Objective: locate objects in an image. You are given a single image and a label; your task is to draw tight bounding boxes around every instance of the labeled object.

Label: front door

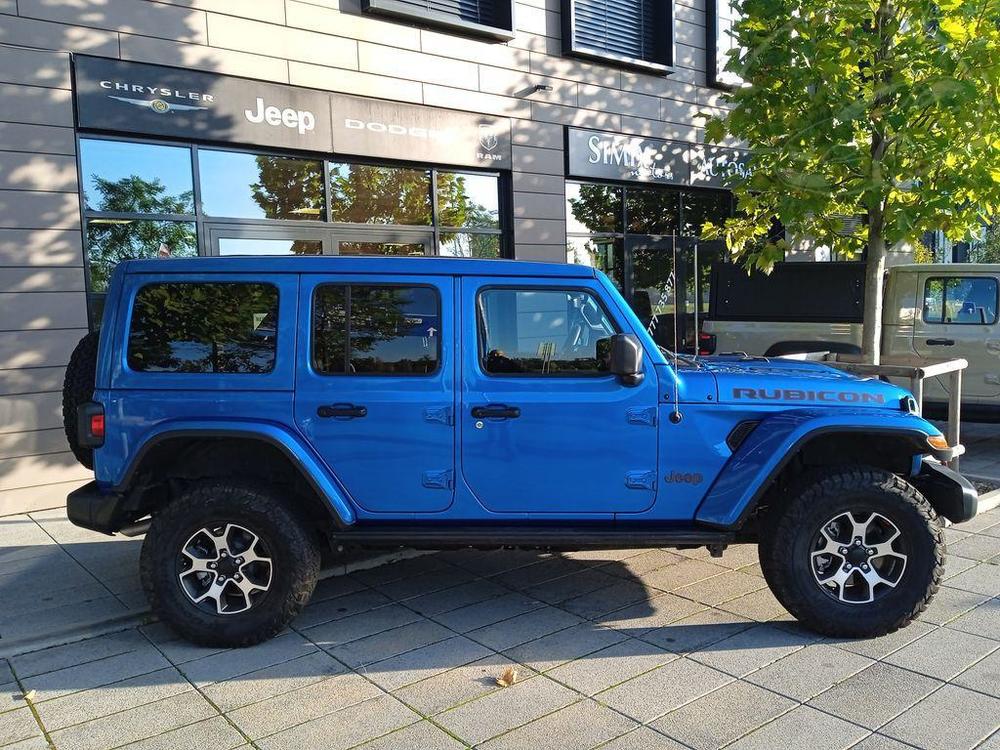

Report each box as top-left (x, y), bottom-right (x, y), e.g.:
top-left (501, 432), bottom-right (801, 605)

top-left (460, 278), bottom-right (660, 515)
top-left (295, 274), bottom-right (456, 514)
top-left (913, 272), bottom-right (1000, 400)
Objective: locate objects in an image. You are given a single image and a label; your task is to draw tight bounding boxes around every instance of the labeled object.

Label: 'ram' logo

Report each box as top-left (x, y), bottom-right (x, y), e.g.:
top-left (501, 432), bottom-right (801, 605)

top-left (732, 388), bottom-right (885, 404)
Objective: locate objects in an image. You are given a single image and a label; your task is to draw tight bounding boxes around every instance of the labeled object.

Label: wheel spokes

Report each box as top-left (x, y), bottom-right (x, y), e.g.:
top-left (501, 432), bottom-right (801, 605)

top-left (178, 523), bottom-right (273, 616)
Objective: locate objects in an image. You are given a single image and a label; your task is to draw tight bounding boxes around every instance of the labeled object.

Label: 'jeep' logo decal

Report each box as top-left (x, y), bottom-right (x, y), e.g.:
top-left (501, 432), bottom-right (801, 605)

top-left (732, 388), bottom-right (885, 404)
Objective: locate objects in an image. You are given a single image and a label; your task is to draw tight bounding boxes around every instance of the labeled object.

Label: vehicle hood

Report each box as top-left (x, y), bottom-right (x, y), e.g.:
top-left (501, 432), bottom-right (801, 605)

top-left (700, 356), bottom-right (913, 410)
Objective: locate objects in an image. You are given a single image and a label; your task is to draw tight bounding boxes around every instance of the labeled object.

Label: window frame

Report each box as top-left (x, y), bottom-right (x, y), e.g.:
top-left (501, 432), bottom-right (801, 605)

top-left (475, 284), bottom-right (622, 379)
top-left (310, 282), bottom-right (443, 377)
top-left (561, 0), bottom-right (674, 74)
top-left (125, 280), bottom-right (281, 375)
top-left (361, 0), bottom-right (516, 41)
top-left (921, 276), bottom-right (1000, 326)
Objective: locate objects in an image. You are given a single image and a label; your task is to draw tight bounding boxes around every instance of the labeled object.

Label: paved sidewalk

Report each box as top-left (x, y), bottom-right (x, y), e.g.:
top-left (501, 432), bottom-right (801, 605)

top-left (0, 507), bottom-right (998, 750)
top-left (958, 422), bottom-right (1000, 482)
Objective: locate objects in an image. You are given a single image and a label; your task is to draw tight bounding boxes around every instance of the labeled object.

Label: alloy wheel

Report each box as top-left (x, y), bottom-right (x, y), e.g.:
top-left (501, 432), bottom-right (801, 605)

top-left (810, 511), bottom-right (908, 604)
top-left (177, 523), bottom-right (273, 615)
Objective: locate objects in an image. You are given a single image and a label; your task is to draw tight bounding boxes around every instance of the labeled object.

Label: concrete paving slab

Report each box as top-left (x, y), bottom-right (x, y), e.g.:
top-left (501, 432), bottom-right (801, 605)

top-left (943, 598), bottom-right (1000, 641)
top-left (595, 657), bottom-right (733, 724)
top-left (884, 626), bottom-right (998, 681)
top-left (255, 693), bottom-right (419, 750)
top-left (301, 602), bottom-right (422, 651)
top-left (200, 650), bottom-right (346, 713)
top-left (20, 642), bottom-right (170, 703)
top-left (724, 705), bottom-right (870, 750)
top-left (951, 649), bottom-right (1000, 698)
top-left (478, 698), bottom-right (637, 750)
top-left (559, 579), bottom-right (652, 620)
top-left (47, 690), bottom-right (217, 750)
top-left (0, 708), bottom-right (41, 747)
top-left (595, 592), bottom-right (706, 636)
top-left (502, 621), bottom-right (627, 673)
top-left (430, 591), bottom-right (543, 634)
top-left (545, 637), bottom-right (677, 696)
top-left (118, 715), bottom-right (246, 750)
top-left (946, 563), bottom-right (1000, 597)
top-left (401, 578), bottom-right (510, 617)
top-left (687, 623), bottom-right (815, 678)
top-left (393, 652), bottom-right (530, 716)
top-left (434, 674), bottom-right (577, 746)
top-left (848, 734), bottom-right (921, 750)
top-left (326, 618), bottom-right (453, 670)
top-left (180, 630), bottom-right (317, 687)
top-left (673, 569), bottom-right (768, 606)
top-left (596, 727), bottom-right (689, 750)
top-left (640, 607), bottom-right (756, 654)
top-left (466, 605), bottom-right (582, 653)
top-left (360, 634), bottom-right (492, 692)
top-left (917, 585), bottom-right (992, 625)
top-left (880, 684), bottom-right (1000, 750)
top-left (744, 643), bottom-right (875, 701)
top-left (225, 670), bottom-right (382, 739)
top-left (807, 661), bottom-right (943, 730)
top-left (0, 681), bottom-right (23, 715)
top-left (352, 720), bottom-right (466, 750)
top-left (651, 679), bottom-right (796, 750)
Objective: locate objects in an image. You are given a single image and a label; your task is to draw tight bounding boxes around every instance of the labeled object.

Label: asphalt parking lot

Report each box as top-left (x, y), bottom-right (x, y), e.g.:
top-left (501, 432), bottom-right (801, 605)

top-left (0, 503), bottom-right (998, 750)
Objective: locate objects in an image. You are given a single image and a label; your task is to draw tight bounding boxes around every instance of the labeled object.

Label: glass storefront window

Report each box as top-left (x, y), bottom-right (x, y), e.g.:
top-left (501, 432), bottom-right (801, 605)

top-left (627, 187), bottom-right (679, 235)
top-left (199, 150), bottom-right (324, 220)
top-left (439, 232), bottom-right (501, 259)
top-left (566, 183), bottom-right (623, 234)
top-left (218, 238), bottom-right (323, 256)
top-left (86, 220), bottom-right (197, 292)
top-left (80, 139), bottom-right (194, 214)
top-left (339, 241), bottom-right (427, 256)
top-left (682, 190), bottom-right (732, 236)
top-left (437, 172), bottom-right (500, 229)
top-left (329, 163), bottom-right (432, 225)
top-left (566, 236), bottom-right (625, 291)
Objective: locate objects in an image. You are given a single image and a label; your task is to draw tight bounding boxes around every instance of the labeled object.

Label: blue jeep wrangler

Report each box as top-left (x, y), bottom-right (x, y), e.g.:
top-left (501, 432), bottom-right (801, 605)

top-left (62, 256), bottom-right (976, 647)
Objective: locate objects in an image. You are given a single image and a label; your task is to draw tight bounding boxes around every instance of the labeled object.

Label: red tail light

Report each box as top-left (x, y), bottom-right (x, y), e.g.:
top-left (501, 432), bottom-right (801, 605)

top-left (90, 413), bottom-right (105, 439)
top-left (77, 402), bottom-right (105, 448)
top-left (698, 332), bottom-right (717, 356)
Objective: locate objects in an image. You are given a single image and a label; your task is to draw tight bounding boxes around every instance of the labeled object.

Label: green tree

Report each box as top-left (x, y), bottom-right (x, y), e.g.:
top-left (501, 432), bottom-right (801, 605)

top-left (967, 223), bottom-right (1000, 262)
top-left (704, 0), bottom-right (1000, 363)
top-left (86, 176), bottom-right (196, 291)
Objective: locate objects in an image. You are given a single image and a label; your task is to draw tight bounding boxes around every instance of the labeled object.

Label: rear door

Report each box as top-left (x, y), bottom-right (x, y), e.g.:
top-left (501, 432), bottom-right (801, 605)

top-left (294, 274), bottom-right (456, 513)
top-left (913, 272), bottom-right (1000, 400)
top-left (459, 277), bottom-right (660, 515)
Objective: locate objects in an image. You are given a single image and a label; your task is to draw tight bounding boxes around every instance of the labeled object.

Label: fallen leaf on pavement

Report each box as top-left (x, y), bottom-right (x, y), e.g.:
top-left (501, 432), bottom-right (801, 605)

top-left (495, 667), bottom-right (517, 687)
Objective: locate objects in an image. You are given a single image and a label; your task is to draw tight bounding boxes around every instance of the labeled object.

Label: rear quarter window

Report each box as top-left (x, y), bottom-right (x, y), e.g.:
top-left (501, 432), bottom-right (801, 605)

top-left (127, 282), bottom-right (279, 373)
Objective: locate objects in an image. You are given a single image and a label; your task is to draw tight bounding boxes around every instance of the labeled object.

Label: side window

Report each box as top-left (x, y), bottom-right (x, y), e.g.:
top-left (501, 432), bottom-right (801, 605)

top-left (923, 277), bottom-right (998, 325)
top-left (313, 285), bottom-right (440, 375)
top-left (478, 288), bottom-right (619, 375)
top-left (127, 282), bottom-right (278, 373)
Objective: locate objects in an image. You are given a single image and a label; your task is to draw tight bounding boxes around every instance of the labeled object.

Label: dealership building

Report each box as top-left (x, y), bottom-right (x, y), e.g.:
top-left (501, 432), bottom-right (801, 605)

top-left (0, 0), bottom-right (751, 515)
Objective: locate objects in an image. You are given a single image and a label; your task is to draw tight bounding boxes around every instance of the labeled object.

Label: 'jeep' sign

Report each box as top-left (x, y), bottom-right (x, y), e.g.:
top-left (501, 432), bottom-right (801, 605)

top-left (73, 56), bottom-right (512, 169)
top-left (74, 56), bottom-right (332, 152)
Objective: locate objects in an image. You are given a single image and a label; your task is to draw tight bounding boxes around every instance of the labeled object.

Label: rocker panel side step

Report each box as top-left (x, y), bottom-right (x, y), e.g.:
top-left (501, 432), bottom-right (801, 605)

top-left (330, 524), bottom-right (736, 550)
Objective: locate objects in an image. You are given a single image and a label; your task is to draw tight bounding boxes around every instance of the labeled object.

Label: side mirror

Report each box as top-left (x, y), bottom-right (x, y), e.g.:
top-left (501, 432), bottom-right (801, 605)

top-left (609, 333), bottom-right (645, 386)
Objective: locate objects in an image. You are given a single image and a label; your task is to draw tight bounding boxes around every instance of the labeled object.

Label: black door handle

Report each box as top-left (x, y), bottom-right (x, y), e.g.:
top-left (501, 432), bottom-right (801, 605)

top-left (926, 338), bottom-right (955, 346)
top-left (471, 405), bottom-right (521, 419)
top-left (317, 403), bottom-right (367, 418)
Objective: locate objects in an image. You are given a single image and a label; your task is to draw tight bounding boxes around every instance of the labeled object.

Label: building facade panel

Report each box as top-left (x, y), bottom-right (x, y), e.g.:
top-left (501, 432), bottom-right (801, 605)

top-left (0, 0), bottom-right (753, 515)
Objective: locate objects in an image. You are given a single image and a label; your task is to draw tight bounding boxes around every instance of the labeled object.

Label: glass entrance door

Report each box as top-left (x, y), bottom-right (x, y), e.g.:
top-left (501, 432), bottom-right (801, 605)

top-left (206, 224), bottom-right (330, 257)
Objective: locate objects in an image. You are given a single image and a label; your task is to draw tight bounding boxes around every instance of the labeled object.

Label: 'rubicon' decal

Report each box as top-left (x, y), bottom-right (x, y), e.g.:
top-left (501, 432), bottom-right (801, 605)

top-left (733, 388), bottom-right (885, 404)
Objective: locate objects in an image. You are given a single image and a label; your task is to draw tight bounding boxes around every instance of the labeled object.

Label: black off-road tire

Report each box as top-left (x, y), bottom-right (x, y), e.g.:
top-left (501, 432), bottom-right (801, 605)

top-left (62, 330), bottom-right (99, 469)
top-left (759, 466), bottom-right (944, 638)
top-left (140, 480), bottom-right (321, 647)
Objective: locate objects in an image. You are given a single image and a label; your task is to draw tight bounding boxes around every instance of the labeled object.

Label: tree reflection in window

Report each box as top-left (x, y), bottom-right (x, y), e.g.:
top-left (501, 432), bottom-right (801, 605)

top-left (85, 174), bottom-right (197, 292)
top-left (250, 155), bottom-right (324, 220)
top-left (127, 283), bottom-right (278, 374)
top-left (329, 163), bottom-right (433, 225)
top-left (312, 285), bottom-right (440, 375)
top-left (566, 183), bottom-right (623, 234)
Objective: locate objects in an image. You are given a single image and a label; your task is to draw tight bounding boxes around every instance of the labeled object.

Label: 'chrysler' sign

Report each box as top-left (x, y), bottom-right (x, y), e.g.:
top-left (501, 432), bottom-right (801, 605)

top-left (567, 127), bottom-right (750, 188)
top-left (73, 56), bottom-right (512, 170)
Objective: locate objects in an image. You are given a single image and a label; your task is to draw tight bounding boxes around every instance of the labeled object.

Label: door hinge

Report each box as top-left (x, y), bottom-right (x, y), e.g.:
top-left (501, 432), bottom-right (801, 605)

top-left (625, 470), bottom-right (656, 490)
top-left (626, 407), bottom-right (657, 426)
top-left (424, 406), bottom-right (454, 425)
top-left (422, 469), bottom-right (454, 490)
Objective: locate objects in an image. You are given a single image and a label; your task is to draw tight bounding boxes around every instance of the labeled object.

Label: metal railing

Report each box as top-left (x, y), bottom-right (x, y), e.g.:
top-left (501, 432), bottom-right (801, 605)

top-left (784, 353), bottom-right (968, 471)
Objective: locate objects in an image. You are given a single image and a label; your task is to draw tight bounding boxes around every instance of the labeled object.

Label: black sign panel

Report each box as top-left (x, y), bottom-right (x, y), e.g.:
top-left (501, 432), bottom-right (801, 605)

top-left (331, 94), bottom-right (511, 169)
top-left (73, 56), bottom-right (512, 170)
top-left (567, 128), bottom-right (750, 189)
top-left (74, 56), bottom-right (332, 152)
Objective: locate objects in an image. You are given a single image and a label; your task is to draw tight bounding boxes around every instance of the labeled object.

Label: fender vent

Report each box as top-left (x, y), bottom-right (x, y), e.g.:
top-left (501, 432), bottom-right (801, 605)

top-left (726, 420), bottom-right (760, 452)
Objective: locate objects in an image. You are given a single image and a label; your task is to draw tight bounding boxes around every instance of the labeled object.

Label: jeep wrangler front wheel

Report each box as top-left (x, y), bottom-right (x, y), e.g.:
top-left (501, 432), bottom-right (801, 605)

top-left (760, 467), bottom-right (944, 638)
top-left (140, 480), bottom-right (320, 647)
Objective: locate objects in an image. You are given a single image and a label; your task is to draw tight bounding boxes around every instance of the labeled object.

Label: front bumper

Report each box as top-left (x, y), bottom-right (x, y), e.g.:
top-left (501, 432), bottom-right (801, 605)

top-left (67, 481), bottom-right (126, 535)
top-left (911, 461), bottom-right (978, 524)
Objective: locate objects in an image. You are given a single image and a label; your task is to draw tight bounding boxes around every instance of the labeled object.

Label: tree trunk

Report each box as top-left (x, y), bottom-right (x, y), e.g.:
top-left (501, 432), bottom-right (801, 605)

top-left (862, 229), bottom-right (887, 365)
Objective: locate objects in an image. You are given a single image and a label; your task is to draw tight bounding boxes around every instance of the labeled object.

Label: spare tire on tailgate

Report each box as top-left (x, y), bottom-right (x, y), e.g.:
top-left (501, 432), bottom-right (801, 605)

top-left (62, 331), bottom-right (99, 469)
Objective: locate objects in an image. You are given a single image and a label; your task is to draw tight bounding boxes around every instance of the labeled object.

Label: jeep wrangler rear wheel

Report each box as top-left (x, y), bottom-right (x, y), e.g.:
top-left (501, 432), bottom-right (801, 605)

top-left (141, 480), bottom-right (320, 647)
top-left (760, 467), bottom-right (944, 638)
